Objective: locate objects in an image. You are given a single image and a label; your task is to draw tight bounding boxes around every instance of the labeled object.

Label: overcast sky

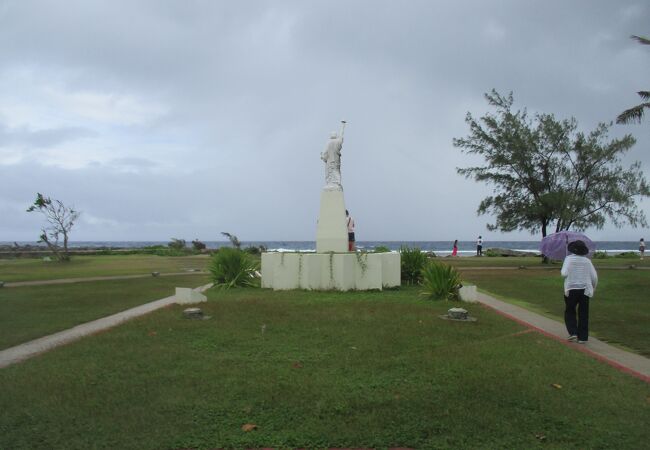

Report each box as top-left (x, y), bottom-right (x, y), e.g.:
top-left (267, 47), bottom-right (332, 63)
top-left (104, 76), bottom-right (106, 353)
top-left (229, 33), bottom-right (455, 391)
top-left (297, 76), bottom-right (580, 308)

top-left (1, 0), bottom-right (649, 243)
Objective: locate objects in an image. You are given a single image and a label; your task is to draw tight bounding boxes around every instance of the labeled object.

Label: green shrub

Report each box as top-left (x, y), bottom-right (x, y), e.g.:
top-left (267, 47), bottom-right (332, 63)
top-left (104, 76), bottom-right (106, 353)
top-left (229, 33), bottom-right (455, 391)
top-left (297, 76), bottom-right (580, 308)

top-left (593, 251), bottom-right (608, 259)
top-left (373, 245), bottom-right (391, 253)
top-left (168, 238), bottom-right (186, 250)
top-left (420, 261), bottom-right (462, 301)
top-left (191, 239), bottom-right (206, 251)
top-left (615, 251), bottom-right (638, 259)
top-left (244, 246), bottom-right (261, 255)
top-left (400, 246), bottom-right (427, 285)
top-left (209, 247), bottom-right (259, 288)
top-left (484, 248), bottom-right (500, 257)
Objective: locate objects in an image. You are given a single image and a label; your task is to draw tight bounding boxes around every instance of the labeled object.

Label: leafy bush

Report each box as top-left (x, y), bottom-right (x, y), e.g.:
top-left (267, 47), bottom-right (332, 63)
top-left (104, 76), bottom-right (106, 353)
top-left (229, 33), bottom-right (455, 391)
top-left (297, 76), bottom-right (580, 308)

top-left (244, 246), bottom-right (262, 255)
top-left (400, 246), bottom-right (427, 285)
top-left (593, 251), bottom-right (608, 259)
top-left (209, 247), bottom-right (259, 288)
top-left (615, 251), bottom-right (639, 259)
top-left (373, 245), bottom-right (391, 253)
top-left (420, 261), bottom-right (462, 301)
top-left (484, 248), bottom-right (500, 257)
top-left (168, 238), bottom-right (187, 250)
top-left (192, 239), bottom-right (206, 251)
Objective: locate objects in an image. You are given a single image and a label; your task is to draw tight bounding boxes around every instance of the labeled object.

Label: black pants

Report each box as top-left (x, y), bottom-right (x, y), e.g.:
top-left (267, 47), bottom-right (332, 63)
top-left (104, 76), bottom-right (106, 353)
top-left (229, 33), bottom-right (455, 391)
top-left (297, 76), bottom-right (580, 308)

top-left (564, 289), bottom-right (589, 341)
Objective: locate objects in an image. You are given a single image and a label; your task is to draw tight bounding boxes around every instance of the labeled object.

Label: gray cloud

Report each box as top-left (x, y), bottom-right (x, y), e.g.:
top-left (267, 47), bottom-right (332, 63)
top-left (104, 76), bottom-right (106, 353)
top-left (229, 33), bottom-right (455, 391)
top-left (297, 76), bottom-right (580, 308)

top-left (0, 1), bottom-right (648, 242)
top-left (0, 121), bottom-right (97, 149)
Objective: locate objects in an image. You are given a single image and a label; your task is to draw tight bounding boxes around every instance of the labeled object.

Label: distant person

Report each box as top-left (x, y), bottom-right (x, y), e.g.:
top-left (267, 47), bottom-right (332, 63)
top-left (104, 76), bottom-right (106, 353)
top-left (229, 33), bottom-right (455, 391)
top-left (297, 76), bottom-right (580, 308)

top-left (452, 240), bottom-right (458, 257)
top-left (346, 210), bottom-right (355, 252)
top-left (640, 238), bottom-right (645, 260)
top-left (561, 240), bottom-right (598, 344)
top-left (476, 235), bottom-right (483, 256)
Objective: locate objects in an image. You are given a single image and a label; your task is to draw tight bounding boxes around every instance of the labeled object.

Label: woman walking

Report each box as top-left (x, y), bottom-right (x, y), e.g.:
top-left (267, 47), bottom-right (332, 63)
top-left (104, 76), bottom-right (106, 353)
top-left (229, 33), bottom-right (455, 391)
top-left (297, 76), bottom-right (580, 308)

top-left (561, 240), bottom-right (598, 344)
top-left (452, 240), bottom-right (458, 257)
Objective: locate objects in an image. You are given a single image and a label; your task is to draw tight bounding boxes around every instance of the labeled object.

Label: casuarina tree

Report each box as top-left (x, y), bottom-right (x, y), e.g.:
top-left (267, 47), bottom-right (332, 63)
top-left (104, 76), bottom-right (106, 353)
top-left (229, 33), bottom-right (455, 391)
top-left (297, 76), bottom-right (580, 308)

top-left (26, 193), bottom-right (80, 261)
top-left (454, 90), bottom-right (649, 238)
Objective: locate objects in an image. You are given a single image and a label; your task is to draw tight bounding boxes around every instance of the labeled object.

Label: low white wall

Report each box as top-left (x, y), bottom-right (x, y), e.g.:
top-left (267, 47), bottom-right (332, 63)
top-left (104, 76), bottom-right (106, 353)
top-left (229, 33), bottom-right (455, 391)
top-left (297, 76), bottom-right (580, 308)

top-left (261, 251), bottom-right (401, 291)
top-left (459, 285), bottom-right (478, 303)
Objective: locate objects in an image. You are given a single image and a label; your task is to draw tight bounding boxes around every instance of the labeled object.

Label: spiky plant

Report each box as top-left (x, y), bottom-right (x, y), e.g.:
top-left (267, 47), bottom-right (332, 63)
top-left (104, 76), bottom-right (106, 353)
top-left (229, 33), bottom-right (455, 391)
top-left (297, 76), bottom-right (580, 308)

top-left (419, 261), bottom-right (462, 301)
top-left (400, 246), bottom-right (428, 285)
top-left (209, 247), bottom-right (259, 289)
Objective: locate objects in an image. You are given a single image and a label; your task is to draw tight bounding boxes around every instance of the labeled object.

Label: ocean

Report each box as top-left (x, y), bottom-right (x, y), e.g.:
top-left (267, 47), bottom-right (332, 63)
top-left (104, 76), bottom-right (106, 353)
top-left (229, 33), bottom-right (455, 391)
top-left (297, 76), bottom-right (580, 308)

top-left (2, 240), bottom-right (642, 256)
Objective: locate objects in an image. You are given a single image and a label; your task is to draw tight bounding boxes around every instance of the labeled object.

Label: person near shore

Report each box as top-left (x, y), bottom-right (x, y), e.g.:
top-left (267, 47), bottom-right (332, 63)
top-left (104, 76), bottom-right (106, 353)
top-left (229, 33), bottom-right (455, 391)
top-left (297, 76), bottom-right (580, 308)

top-left (476, 236), bottom-right (483, 256)
top-left (452, 240), bottom-right (458, 257)
top-left (640, 238), bottom-right (645, 260)
top-left (561, 240), bottom-right (598, 344)
top-left (346, 210), bottom-right (355, 252)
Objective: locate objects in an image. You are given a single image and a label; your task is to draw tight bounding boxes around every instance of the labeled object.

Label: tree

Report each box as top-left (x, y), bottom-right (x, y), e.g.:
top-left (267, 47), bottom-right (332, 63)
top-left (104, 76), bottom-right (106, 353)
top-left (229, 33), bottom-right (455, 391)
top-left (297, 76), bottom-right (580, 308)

top-left (26, 193), bottom-right (80, 261)
top-left (191, 239), bottom-right (206, 251)
top-left (168, 238), bottom-right (187, 250)
top-left (454, 90), bottom-right (649, 238)
top-left (617, 35), bottom-right (650, 124)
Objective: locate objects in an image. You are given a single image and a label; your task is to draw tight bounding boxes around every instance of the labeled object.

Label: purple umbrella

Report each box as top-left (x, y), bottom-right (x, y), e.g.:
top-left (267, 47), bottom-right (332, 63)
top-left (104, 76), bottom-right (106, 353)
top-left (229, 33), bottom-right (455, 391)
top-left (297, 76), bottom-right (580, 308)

top-left (540, 231), bottom-right (596, 260)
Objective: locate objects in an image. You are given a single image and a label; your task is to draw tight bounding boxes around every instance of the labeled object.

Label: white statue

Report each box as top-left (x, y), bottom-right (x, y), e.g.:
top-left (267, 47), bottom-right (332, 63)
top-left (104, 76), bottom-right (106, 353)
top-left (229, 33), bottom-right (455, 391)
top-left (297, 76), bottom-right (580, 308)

top-left (321, 122), bottom-right (346, 191)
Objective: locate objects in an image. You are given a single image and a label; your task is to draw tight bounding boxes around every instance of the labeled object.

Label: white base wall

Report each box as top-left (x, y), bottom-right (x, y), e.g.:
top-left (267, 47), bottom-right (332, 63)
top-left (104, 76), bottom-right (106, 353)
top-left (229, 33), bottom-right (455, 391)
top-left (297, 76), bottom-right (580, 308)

top-left (316, 190), bottom-right (348, 253)
top-left (261, 252), bottom-right (401, 291)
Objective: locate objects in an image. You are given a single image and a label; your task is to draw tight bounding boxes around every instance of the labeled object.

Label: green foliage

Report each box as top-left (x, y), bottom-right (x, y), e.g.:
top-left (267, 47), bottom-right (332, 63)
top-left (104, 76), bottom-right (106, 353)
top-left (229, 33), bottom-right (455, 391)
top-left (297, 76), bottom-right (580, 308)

top-left (400, 246), bottom-right (427, 285)
top-left (244, 245), bottom-right (266, 255)
top-left (419, 261), bottom-right (462, 301)
top-left (484, 248), bottom-right (500, 257)
top-left (617, 35), bottom-right (650, 124)
top-left (373, 245), bottom-right (391, 253)
top-left (209, 247), bottom-right (259, 289)
top-left (191, 239), bottom-right (206, 251)
top-left (221, 232), bottom-right (241, 249)
top-left (593, 251), bottom-right (608, 259)
top-left (615, 251), bottom-right (639, 259)
top-left (168, 238), bottom-right (187, 251)
top-left (454, 90), bottom-right (649, 238)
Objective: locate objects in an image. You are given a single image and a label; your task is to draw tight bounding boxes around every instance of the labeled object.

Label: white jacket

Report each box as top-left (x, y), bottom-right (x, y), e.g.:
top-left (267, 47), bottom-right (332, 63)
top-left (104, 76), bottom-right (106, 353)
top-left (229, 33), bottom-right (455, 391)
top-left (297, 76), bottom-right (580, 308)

top-left (561, 255), bottom-right (598, 297)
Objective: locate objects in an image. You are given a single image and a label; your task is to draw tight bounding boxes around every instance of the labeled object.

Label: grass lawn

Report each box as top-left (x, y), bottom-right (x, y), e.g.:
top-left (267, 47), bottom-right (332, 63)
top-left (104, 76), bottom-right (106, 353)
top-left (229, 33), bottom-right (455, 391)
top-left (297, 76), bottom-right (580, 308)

top-left (461, 268), bottom-right (650, 357)
top-left (0, 287), bottom-right (648, 449)
top-left (437, 255), bottom-right (650, 268)
top-left (0, 274), bottom-right (210, 349)
top-left (0, 254), bottom-right (210, 282)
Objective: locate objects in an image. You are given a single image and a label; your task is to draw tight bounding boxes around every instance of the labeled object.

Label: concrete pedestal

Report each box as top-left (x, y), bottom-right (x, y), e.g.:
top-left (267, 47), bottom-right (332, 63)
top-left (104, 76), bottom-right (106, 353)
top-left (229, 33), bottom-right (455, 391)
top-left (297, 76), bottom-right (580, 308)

top-left (261, 252), bottom-right (400, 291)
top-left (316, 189), bottom-right (348, 253)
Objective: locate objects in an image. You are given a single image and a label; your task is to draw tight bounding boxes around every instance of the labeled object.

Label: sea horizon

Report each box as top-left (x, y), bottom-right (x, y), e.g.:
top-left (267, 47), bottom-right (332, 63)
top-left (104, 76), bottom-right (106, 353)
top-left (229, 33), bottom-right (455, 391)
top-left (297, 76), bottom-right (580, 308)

top-left (1, 240), bottom-right (643, 256)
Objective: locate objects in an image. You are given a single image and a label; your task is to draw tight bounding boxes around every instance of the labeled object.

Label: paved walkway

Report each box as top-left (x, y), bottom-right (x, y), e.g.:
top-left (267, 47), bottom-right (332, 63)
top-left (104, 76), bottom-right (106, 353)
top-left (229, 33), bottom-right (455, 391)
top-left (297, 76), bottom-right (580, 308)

top-left (0, 283), bottom-right (213, 369)
top-left (456, 266), bottom-right (650, 271)
top-left (3, 271), bottom-right (206, 287)
top-left (475, 291), bottom-right (650, 383)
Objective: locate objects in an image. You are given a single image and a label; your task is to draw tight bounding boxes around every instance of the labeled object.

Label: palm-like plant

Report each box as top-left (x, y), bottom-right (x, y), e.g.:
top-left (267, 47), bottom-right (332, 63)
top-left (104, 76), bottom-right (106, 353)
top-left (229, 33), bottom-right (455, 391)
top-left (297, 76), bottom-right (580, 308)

top-left (617, 35), bottom-right (650, 125)
top-left (209, 247), bottom-right (259, 289)
top-left (400, 246), bottom-right (428, 285)
top-left (419, 261), bottom-right (462, 301)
